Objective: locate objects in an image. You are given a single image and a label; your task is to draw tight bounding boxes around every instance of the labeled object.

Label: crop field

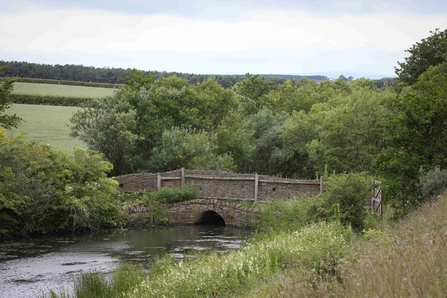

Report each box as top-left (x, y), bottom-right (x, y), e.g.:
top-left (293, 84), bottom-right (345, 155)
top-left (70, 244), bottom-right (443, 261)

top-left (12, 82), bottom-right (115, 98)
top-left (6, 104), bottom-right (87, 152)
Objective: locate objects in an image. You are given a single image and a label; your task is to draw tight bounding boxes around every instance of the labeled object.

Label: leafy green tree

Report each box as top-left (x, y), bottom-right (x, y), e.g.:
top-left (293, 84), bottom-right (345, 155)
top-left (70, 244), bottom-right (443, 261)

top-left (310, 173), bottom-right (372, 231)
top-left (247, 108), bottom-right (289, 175)
top-left (216, 111), bottom-right (254, 172)
top-left (395, 28), bottom-right (447, 85)
top-left (266, 78), bottom-right (318, 114)
top-left (192, 78), bottom-right (238, 129)
top-left (0, 128), bottom-right (120, 236)
top-left (150, 127), bottom-right (235, 172)
top-left (282, 80), bottom-right (394, 178)
top-left (233, 73), bottom-right (272, 115)
top-left (0, 64), bottom-right (22, 129)
top-left (375, 62), bottom-right (447, 216)
top-left (70, 97), bottom-right (137, 176)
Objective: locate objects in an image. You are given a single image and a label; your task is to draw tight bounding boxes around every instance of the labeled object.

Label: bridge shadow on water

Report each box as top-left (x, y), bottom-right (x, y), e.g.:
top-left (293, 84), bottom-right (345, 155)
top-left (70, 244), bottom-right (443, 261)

top-left (194, 210), bottom-right (226, 226)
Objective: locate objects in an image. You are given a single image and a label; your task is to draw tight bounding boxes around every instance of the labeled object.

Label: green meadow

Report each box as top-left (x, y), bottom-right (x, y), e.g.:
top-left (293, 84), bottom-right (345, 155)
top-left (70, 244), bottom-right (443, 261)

top-left (12, 82), bottom-right (115, 98)
top-left (6, 104), bottom-right (86, 152)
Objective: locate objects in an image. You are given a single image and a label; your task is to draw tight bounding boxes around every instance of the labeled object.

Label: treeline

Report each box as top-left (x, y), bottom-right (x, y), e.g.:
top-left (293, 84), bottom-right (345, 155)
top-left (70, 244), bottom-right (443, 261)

top-left (0, 60), bottom-right (328, 88)
top-left (14, 77), bottom-right (121, 88)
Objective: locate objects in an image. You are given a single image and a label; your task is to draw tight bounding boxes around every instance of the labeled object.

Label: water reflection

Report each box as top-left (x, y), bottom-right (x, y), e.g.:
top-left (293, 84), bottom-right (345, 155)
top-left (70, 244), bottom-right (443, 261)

top-left (0, 225), bottom-right (252, 298)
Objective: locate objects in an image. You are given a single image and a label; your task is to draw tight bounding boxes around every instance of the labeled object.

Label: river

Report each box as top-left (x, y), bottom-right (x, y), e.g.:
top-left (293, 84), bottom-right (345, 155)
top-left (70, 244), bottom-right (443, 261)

top-left (0, 225), bottom-right (253, 298)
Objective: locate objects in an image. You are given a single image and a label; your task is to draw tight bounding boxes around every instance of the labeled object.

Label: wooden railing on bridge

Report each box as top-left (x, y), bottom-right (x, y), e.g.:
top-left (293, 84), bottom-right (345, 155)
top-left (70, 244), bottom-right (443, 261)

top-left (115, 168), bottom-right (323, 202)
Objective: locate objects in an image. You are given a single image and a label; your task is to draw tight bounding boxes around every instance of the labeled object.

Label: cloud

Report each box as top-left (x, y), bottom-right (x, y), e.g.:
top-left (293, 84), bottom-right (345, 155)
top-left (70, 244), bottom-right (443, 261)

top-left (2, 8), bottom-right (445, 55)
top-left (1, 1), bottom-right (446, 76)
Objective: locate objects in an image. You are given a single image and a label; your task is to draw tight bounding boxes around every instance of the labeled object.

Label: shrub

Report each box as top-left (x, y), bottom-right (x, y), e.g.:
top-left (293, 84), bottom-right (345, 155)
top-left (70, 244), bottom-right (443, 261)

top-left (418, 166), bottom-right (447, 199)
top-left (10, 94), bottom-right (91, 106)
top-left (258, 196), bottom-right (324, 231)
top-left (150, 185), bottom-right (198, 204)
top-left (320, 173), bottom-right (372, 231)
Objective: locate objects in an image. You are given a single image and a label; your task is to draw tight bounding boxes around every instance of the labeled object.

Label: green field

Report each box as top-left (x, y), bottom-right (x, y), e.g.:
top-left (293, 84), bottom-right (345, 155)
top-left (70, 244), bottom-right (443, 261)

top-left (12, 82), bottom-right (115, 98)
top-left (6, 104), bottom-right (86, 152)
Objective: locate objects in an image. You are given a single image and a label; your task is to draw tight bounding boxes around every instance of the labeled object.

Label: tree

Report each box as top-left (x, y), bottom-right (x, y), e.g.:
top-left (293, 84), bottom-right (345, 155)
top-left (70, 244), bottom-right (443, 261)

top-left (216, 111), bottom-right (254, 172)
top-left (0, 63), bottom-right (22, 129)
top-left (246, 108), bottom-right (289, 175)
top-left (233, 73), bottom-right (272, 115)
top-left (0, 128), bottom-right (120, 235)
top-left (395, 28), bottom-right (447, 85)
top-left (150, 128), bottom-right (235, 172)
top-left (70, 97), bottom-right (137, 176)
top-left (375, 62), bottom-right (447, 216)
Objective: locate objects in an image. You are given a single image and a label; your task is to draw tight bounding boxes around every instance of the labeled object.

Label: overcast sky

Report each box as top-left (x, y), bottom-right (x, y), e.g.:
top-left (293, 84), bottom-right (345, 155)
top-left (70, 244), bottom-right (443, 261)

top-left (1, 0), bottom-right (447, 78)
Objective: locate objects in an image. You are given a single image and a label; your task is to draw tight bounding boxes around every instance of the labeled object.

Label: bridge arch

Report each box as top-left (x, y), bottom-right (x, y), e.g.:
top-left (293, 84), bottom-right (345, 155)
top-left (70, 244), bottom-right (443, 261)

top-left (127, 199), bottom-right (259, 228)
top-left (195, 210), bottom-right (226, 226)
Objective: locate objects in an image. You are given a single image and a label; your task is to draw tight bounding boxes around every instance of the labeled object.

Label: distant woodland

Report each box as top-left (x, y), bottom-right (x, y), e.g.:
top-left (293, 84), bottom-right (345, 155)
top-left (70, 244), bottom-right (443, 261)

top-left (0, 60), bottom-right (330, 88)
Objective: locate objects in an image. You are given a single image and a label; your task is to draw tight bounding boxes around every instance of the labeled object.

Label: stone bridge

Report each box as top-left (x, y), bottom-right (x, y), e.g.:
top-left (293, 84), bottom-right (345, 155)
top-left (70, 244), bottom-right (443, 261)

top-left (127, 199), bottom-right (259, 228)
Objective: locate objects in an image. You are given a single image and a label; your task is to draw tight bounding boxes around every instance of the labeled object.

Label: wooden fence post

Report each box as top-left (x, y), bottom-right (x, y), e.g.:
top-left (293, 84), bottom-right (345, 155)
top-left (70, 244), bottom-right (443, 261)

top-left (254, 173), bottom-right (258, 202)
top-left (157, 173), bottom-right (161, 189)
top-left (181, 167), bottom-right (185, 186)
top-left (320, 176), bottom-right (324, 194)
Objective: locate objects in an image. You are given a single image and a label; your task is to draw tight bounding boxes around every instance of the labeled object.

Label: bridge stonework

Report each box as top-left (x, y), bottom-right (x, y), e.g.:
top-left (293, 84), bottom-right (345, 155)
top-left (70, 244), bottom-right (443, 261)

top-left (127, 199), bottom-right (260, 227)
top-left (115, 169), bottom-right (322, 201)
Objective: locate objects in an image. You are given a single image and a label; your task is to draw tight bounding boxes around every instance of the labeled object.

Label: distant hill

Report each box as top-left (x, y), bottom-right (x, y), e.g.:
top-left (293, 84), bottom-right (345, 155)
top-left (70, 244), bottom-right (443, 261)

top-left (1, 61), bottom-right (328, 88)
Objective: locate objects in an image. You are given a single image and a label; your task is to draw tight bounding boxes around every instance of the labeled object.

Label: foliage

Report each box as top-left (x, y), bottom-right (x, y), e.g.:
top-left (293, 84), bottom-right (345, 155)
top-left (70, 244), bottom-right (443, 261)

top-left (246, 108), bottom-right (290, 175)
top-left (375, 62), bottom-right (447, 217)
top-left (216, 111), bottom-right (254, 172)
top-left (0, 67), bottom-right (22, 129)
top-left (395, 28), bottom-right (447, 85)
top-left (13, 77), bottom-right (121, 88)
top-left (418, 166), bottom-right (447, 199)
top-left (257, 196), bottom-right (324, 231)
top-left (0, 128), bottom-right (121, 236)
top-left (11, 94), bottom-right (89, 106)
top-left (233, 73), bottom-right (272, 115)
top-left (282, 81), bottom-right (394, 177)
top-left (150, 185), bottom-right (199, 204)
top-left (192, 77), bottom-right (238, 129)
top-left (47, 263), bottom-right (146, 298)
top-left (312, 173), bottom-right (372, 231)
top-left (70, 97), bottom-right (137, 176)
top-left (266, 78), bottom-right (319, 114)
top-left (2, 60), bottom-right (328, 88)
top-left (150, 128), bottom-right (235, 172)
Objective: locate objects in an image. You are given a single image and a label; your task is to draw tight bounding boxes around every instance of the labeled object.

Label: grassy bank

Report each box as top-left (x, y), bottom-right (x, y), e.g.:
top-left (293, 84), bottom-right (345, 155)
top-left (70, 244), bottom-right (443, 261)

top-left (12, 82), bottom-right (115, 98)
top-left (6, 104), bottom-right (85, 152)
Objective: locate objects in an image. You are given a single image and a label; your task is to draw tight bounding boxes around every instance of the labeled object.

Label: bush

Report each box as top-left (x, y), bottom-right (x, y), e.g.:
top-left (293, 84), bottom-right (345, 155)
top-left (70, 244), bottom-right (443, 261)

top-left (320, 173), bottom-right (372, 231)
top-left (10, 94), bottom-right (91, 106)
top-left (150, 185), bottom-right (198, 204)
top-left (258, 196), bottom-right (324, 231)
top-left (418, 166), bottom-right (447, 199)
top-left (13, 77), bottom-right (121, 88)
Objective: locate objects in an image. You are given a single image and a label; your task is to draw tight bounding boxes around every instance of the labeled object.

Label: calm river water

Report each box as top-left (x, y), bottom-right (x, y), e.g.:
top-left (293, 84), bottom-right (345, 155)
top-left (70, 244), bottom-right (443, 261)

top-left (0, 225), bottom-right (253, 298)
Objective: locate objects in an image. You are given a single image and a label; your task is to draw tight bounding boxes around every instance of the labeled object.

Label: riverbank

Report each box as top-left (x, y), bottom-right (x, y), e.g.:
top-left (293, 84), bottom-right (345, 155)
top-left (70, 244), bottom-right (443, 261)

top-left (52, 191), bottom-right (447, 297)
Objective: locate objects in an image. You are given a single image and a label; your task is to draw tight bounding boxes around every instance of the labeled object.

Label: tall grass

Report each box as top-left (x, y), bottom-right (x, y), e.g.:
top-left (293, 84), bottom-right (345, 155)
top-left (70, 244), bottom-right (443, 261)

top-left (279, 192), bottom-right (447, 297)
top-left (45, 263), bottom-right (146, 298)
top-left (129, 222), bottom-right (353, 298)
top-left (12, 82), bottom-right (114, 98)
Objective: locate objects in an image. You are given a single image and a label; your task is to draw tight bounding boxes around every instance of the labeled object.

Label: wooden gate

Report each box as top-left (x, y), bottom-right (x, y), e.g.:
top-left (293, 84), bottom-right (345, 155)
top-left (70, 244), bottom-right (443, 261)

top-left (371, 180), bottom-right (382, 215)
